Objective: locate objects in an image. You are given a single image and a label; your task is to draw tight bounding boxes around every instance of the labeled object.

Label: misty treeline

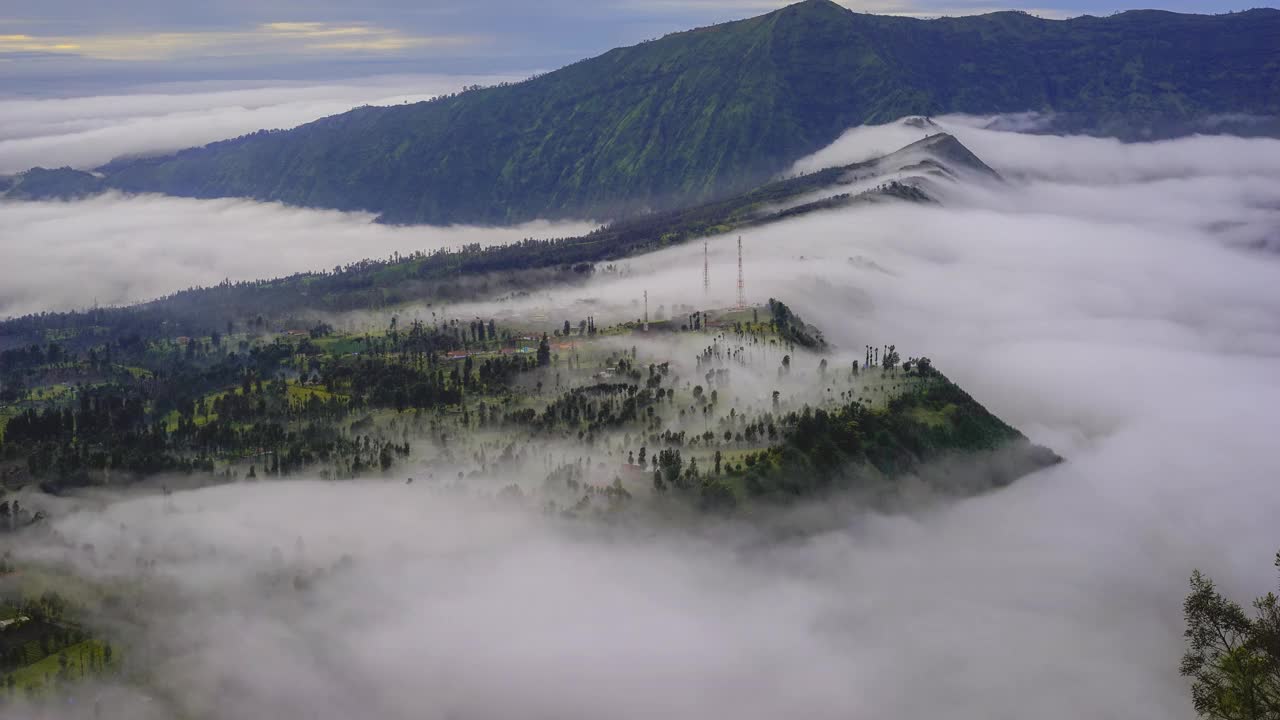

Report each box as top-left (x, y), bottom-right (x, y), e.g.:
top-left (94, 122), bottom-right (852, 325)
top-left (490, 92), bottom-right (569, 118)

top-left (1183, 554), bottom-right (1280, 720)
top-left (0, 587), bottom-right (119, 701)
top-left (8, 279), bottom-right (1050, 512)
top-left (0, 245), bottom-right (588, 343)
top-left (524, 346), bottom-right (1055, 514)
top-left (0, 147), bottom-right (919, 346)
top-left (0, 313), bottom-right (537, 489)
top-left (767, 298), bottom-right (826, 349)
top-left (725, 370), bottom-right (1056, 504)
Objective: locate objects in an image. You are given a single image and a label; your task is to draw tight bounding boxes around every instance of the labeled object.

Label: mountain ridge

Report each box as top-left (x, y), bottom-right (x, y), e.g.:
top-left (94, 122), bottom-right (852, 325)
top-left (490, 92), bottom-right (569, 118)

top-left (68, 1), bottom-right (1280, 224)
top-left (3, 129), bottom-right (986, 329)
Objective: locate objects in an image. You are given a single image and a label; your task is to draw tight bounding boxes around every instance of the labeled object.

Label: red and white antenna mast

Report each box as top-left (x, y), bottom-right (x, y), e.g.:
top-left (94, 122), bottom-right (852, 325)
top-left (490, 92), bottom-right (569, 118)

top-left (736, 236), bottom-right (746, 309)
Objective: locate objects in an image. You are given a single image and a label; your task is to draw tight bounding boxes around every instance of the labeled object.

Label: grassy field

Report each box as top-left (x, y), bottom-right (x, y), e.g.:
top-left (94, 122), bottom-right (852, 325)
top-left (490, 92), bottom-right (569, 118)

top-left (161, 388), bottom-right (232, 432)
top-left (6, 638), bottom-right (116, 699)
top-left (160, 381), bottom-right (350, 432)
top-left (285, 383), bottom-right (345, 403)
top-left (310, 335), bottom-right (366, 356)
top-left (908, 403), bottom-right (955, 428)
top-left (24, 384), bottom-right (73, 403)
top-left (0, 385), bottom-right (78, 440)
top-left (1, 566), bottom-right (128, 699)
top-left (114, 364), bottom-right (154, 380)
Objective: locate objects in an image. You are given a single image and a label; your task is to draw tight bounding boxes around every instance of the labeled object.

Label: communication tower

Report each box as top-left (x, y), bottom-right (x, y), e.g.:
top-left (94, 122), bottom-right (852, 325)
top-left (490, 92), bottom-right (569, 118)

top-left (736, 236), bottom-right (746, 309)
top-left (703, 239), bottom-right (710, 295)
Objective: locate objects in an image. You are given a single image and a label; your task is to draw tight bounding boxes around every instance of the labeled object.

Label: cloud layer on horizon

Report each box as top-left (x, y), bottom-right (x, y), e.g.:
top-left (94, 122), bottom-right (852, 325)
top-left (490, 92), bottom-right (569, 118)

top-left (0, 75), bottom-right (517, 174)
top-left (0, 194), bottom-right (593, 318)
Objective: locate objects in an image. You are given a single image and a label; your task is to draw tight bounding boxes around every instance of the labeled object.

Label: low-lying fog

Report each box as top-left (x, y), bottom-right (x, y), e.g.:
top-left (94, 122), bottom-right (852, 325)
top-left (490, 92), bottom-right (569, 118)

top-left (6, 108), bottom-right (1280, 719)
top-left (0, 75), bottom-right (517, 174)
top-left (0, 75), bottom-right (589, 319)
top-left (0, 195), bottom-right (594, 318)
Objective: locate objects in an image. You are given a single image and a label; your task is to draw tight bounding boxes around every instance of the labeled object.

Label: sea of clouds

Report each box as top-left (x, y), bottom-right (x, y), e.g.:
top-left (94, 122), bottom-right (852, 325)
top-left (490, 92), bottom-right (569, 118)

top-left (0, 195), bottom-right (593, 318)
top-left (0, 75), bottom-right (518, 175)
top-left (0, 74), bottom-right (598, 319)
top-left (2, 86), bottom-right (1280, 719)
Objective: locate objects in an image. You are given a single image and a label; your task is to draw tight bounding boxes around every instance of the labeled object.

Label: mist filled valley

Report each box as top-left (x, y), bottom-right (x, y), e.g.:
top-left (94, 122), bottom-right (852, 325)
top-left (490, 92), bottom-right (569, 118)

top-left (3, 2), bottom-right (1280, 718)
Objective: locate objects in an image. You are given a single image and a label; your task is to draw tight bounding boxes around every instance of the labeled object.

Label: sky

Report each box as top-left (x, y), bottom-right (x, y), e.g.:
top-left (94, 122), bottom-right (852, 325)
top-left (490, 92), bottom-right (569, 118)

top-left (1, 0), bottom-right (1265, 95)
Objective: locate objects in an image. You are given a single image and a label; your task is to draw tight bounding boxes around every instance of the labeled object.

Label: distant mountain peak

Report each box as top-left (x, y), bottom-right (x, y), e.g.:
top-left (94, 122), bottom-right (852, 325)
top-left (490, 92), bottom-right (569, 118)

top-left (884, 133), bottom-right (1000, 179)
top-left (775, 0), bottom-right (850, 17)
top-left (71, 4), bottom-right (1280, 226)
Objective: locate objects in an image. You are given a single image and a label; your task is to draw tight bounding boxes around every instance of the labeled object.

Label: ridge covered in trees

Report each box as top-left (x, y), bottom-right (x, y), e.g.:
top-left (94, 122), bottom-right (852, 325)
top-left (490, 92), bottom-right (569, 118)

top-left (0, 140), bottom-right (943, 336)
top-left (57, 0), bottom-right (1280, 224)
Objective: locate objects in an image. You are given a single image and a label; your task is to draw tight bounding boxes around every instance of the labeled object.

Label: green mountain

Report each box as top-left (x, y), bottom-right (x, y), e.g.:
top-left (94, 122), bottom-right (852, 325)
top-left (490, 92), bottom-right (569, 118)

top-left (97, 0), bottom-right (1280, 224)
top-left (5, 167), bottom-right (105, 200)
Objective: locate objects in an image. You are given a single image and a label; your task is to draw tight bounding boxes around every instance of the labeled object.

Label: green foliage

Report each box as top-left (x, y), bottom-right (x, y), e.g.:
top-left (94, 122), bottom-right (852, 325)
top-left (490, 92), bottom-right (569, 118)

top-left (767, 298), bottom-right (826, 349)
top-left (0, 315), bottom-right (524, 488)
top-left (1181, 555), bottom-right (1280, 720)
top-left (4, 167), bottom-right (104, 200)
top-left (95, 1), bottom-right (1280, 224)
top-left (740, 372), bottom-right (1058, 500)
top-left (0, 589), bottom-right (120, 701)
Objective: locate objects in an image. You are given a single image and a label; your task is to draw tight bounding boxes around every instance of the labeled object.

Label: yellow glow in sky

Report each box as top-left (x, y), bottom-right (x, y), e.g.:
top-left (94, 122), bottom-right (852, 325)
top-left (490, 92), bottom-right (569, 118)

top-left (0, 23), bottom-right (470, 61)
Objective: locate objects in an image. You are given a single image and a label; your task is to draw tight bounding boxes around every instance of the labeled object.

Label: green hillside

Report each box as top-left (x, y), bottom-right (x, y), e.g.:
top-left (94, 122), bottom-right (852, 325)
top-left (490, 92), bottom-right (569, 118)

top-left (5, 168), bottom-right (105, 201)
top-left (98, 0), bottom-right (1280, 224)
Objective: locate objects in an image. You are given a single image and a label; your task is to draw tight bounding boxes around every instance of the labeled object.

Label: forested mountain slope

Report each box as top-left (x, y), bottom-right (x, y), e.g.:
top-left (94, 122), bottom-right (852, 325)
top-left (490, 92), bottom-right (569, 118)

top-left (5, 130), bottom-right (977, 339)
top-left (96, 0), bottom-right (1280, 224)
